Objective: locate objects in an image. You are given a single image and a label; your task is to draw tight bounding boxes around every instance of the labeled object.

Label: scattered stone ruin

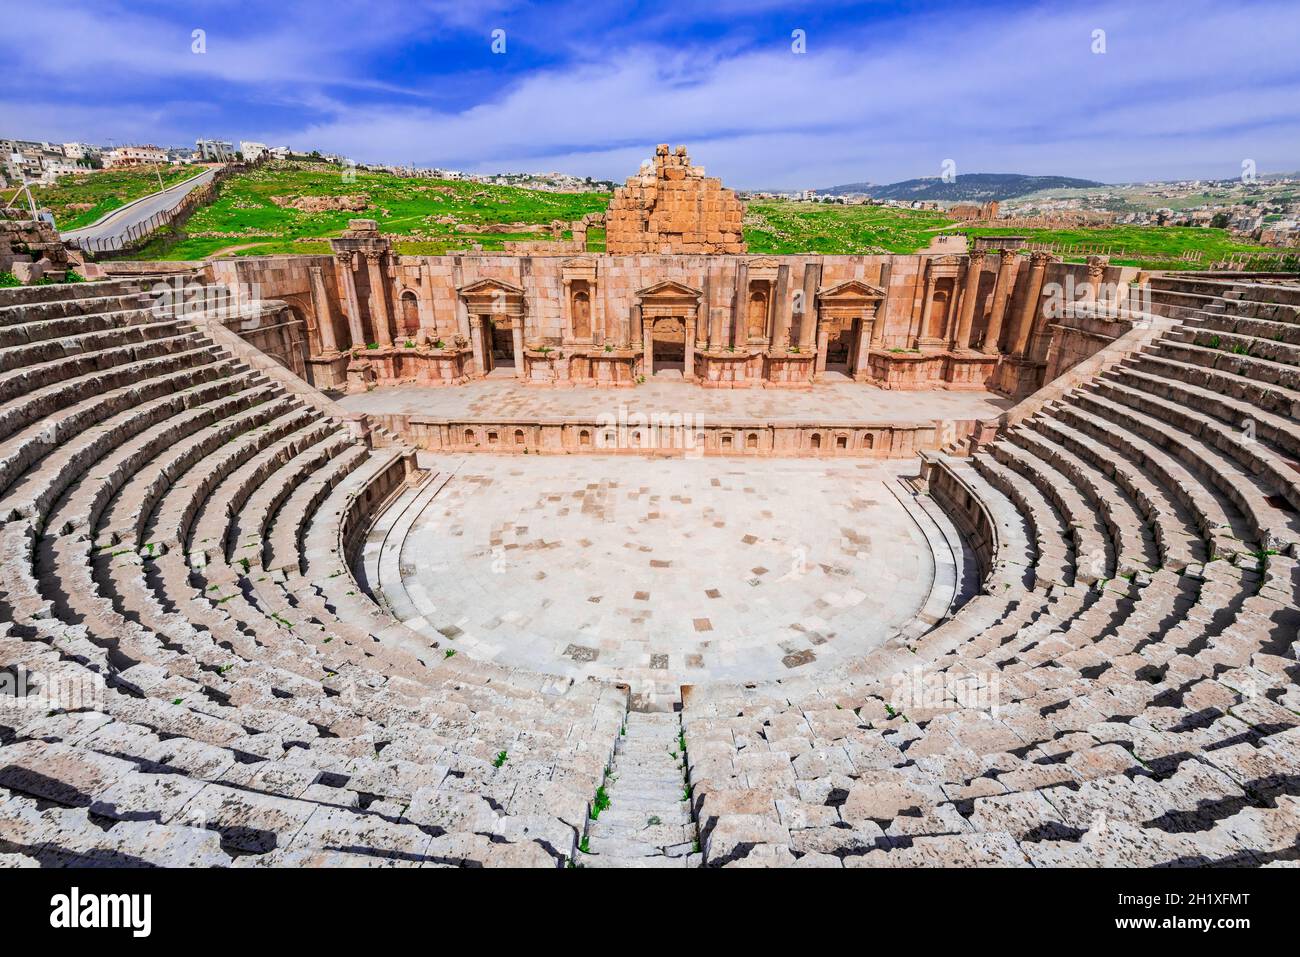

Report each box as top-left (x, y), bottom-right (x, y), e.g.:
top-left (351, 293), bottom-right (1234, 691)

top-left (604, 145), bottom-right (746, 255)
top-left (1, 207), bottom-right (71, 282)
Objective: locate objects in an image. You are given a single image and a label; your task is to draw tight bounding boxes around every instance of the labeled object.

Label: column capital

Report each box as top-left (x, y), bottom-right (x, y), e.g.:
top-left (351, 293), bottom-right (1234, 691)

top-left (967, 250), bottom-right (986, 268)
top-left (1029, 251), bottom-right (1054, 268)
top-left (999, 248), bottom-right (1018, 266)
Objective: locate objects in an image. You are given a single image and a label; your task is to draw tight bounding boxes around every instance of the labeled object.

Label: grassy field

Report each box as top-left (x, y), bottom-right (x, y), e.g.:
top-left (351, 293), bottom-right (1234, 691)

top-left (116, 160), bottom-right (1289, 270)
top-left (20, 165), bottom-right (202, 231)
top-left (745, 202), bottom-right (955, 254)
top-left (127, 160), bottom-right (609, 260)
top-left (960, 224), bottom-right (1285, 269)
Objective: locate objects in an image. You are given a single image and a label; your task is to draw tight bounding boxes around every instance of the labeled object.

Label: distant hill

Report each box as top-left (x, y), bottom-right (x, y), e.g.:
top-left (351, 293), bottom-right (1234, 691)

top-left (818, 173), bottom-right (1106, 201)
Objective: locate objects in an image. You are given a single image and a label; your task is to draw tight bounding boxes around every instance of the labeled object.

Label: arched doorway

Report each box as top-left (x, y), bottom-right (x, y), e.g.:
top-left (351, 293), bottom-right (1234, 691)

top-left (747, 288), bottom-right (769, 340)
top-left (399, 291), bottom-right (420, 340)
top-left (928, 285), bottom-right (952, 340)
top-left (572, 289), bottom-right (591, 340)
top-left (635, 279), bottom-right (701, 379)
top-left (457, 278), bottom-right (526, 378)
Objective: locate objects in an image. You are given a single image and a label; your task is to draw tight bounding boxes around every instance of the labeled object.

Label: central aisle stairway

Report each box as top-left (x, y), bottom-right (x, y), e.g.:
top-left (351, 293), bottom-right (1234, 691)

top-left (581, 712), bottom-right (701, 868)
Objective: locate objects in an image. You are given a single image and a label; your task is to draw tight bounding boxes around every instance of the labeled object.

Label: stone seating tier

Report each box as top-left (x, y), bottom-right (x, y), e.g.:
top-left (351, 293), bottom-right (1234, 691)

top-left (2, 274), bottom-right (1299, 867)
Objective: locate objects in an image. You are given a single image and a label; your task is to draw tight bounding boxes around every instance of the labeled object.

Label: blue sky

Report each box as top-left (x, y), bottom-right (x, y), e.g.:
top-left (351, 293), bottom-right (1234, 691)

top-left (2, 0), bottom-right (1298, 189)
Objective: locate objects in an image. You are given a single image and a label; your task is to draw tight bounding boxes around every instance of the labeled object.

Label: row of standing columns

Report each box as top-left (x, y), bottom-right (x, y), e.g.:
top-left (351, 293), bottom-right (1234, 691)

top-left (312, 249), bottom-right (1065, 369)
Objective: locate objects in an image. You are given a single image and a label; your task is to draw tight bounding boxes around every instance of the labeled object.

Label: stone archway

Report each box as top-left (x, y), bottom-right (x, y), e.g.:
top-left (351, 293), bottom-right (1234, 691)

top-left (815, 279), bottom-right (885, 381)
top-left (398, 290), bottom-right (420, 341)
top-left (458, 277), bottom-right (527, 378)
top-left (635, 279), bottom-right (701, 380)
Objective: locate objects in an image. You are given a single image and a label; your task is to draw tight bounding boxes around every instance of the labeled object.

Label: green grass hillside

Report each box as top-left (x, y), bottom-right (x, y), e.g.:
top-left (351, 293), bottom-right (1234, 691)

top-left (960, 224), bottom-right (1285, 269)
top-left (745, 202), bottom-right (955, 254)
top-left (128, 160), bottom-right (609, 260)
top-left (22, 165), bottom-right (201, 231)
top-left (115, 159), bottom-right (1289, 270)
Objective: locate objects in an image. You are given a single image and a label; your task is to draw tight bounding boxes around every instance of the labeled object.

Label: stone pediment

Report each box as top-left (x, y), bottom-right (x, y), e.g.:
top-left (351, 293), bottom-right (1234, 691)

top-left (636, 279), bottom-right (702, 301)
top-left (458, 277), bottom-right (525, 297)
top-left (816, 279), bottom-right (886, 301)
top-left (562, 258), bottom-right (598, 284)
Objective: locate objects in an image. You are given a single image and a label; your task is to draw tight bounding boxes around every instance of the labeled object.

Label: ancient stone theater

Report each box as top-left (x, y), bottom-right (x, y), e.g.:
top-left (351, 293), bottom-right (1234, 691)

top-left (2, 146), bottom-right (1299, 869)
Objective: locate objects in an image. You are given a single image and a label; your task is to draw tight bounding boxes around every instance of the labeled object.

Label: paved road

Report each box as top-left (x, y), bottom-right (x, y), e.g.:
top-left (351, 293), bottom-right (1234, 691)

top-left (61, 166), bottom-right (220, 246)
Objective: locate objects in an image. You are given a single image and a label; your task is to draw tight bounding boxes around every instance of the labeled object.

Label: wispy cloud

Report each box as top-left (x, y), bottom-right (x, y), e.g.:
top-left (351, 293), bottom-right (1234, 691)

top-left (5, 0), bottom-right (1297, 187)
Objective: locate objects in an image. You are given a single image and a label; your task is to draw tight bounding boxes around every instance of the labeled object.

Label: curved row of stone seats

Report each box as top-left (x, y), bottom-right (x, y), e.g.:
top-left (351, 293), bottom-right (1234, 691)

top-left (1143, 274), bottom-right (1300, 327)
top-left (0, 295), bottom-right (167, 349)
top-left (91, 369), bottom-right (620, 859)
top-left (679, 280), bottom-right (1300, 866)
top-left (0, 277), bottom-right (164, 311)
top-left (0, 281), bottom-right (624, 866)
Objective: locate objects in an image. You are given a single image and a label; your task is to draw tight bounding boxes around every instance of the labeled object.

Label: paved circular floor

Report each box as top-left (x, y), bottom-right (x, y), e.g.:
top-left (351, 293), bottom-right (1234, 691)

top-left (384, 456), bottom-right (942, 695)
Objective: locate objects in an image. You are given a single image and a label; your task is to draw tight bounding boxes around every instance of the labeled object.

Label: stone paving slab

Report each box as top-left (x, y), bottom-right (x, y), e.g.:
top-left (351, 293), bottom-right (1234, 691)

top-left (336, 378), bottom-right (1013, 425)
top-left (386, 455), bottom-right (940, 697)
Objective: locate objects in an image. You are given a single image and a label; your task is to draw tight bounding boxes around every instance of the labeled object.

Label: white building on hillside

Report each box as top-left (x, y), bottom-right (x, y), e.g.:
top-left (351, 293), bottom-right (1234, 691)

top-left (106, 145), bottom-right (168, 167)
top-left (195, 139), bottom-right (234, 162)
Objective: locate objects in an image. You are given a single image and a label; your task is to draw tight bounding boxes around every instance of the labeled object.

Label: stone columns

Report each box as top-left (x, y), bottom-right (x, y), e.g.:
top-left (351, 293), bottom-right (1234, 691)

top-left (951, 251), bottom-right (985, 352)
top-left (625, 303), bottom-right (638, 350)
top-left (773, 264), bottom-right (792, 350)
top-left (731, 261), bottom-right (749, 347)
top-left (642, 315), bottom-right (653, 376)
top-left (982, 249), bottom-right (1018, 354)
top-left (417, 259), bottom-right (436, 343)
top-left (363, 252), bottom-right (391, 347)
top-left (308, 264), bottom-right (339, 355)
top-left (852, 305), bottom-right (876, 379)
top-left (511, 319), bottom-right (525, 378)
top-left (1010, 251), bottom-right (1052, 358)
top-left (815, 321), bottom-right (830, 376)
top-left (468, 314), bottom-right (485, 374)
top-left (685, 316), bottom-right (695, 379)
top-left (594, 270), bottom-right (608, 345)
top-left (799, 262), bottom-right (821, 351)
top-left (918, 275), bottom-right (937, 345)
top-left (561, 277), bottom-right (573, 340)
top-left (336, 253), bottom-right (365, 350)
top-left (874, 261), bottom-right (892, 347)
top-left (710, 267), bottom-right (727, 348)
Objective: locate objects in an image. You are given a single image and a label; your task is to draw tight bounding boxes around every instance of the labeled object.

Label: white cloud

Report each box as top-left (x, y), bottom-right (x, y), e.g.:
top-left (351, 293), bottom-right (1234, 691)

top-left (6, 0), bottom-right (1298, 186)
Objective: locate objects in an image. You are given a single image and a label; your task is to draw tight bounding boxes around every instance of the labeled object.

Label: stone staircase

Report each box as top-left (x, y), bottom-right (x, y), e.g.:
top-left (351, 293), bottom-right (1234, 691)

top-left (580, 712), bottom-right (701, 868)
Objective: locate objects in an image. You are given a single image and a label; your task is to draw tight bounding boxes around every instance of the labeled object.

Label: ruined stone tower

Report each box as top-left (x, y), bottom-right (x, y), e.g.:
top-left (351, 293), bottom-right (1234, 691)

top-left (604, 144), bottom-right (746, 255)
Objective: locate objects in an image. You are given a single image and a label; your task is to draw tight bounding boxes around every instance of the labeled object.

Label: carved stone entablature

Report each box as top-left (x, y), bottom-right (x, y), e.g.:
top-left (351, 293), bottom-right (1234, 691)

top-left (925, 256), bottom-right (963, 281)
top-left (635, 279), bottom-right (702, 319)
top-left (816, 279), bottom-right (885, 318)
top-left (458, 277), bottom-right (527, 319)
top-left (561, 258), bottom-right (598, 286)
top-left (744, 258), bottom-right (780, 282)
